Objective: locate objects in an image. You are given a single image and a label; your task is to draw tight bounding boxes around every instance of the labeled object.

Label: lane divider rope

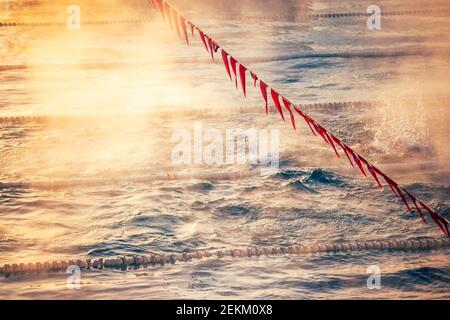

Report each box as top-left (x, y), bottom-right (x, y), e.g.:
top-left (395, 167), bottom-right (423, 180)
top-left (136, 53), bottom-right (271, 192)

top-left (0, 19), bottom-right (159, 27)
top-left (0, 100), bottom-right (384, 124)
top-left (0, 172), bottom-right (261, 190)
top-left (1, 9), bottom-right (450, 27)
top-left (1, 238), bottom-right (449, 277)
top-left (1, 96), bottom-right (448, 125)
top-left (3, 96), bottom-right (449, 126)
top-left (1, 159), bottom-right (449, 191)
top-left (3, 46), bottom-right (449, 72)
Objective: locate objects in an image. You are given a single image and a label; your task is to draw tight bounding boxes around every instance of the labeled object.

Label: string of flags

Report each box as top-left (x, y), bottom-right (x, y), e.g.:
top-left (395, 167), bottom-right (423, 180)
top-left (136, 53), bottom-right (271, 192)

top-left (146, 0), bottom-right (449, 236)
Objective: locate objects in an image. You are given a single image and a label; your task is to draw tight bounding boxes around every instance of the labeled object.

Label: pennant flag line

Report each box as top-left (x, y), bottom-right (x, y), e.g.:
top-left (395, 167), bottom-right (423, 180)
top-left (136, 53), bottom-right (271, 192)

top-left (147, 1), bottom-right (449, 236)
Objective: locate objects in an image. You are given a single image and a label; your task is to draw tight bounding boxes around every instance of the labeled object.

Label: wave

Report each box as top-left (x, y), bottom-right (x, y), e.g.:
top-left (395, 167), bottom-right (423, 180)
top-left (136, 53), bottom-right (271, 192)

top-left (289, 180), bottom-right (319, 193)
top-left (305, 169), bottom-right (352, 189)
top-left (187, 182), bottom-right (215, 193)
top-left (215, 204), bottom-right (260, 220)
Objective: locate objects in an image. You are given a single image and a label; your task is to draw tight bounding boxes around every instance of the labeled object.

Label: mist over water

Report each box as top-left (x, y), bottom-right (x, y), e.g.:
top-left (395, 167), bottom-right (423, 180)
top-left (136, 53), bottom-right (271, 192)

top-left (0, 0), bottom-right (449, 299)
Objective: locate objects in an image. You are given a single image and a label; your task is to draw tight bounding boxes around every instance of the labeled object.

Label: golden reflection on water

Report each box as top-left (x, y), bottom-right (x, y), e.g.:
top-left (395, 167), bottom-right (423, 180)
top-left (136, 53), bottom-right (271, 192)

top-left (2, 0), bottom-right (209, 115)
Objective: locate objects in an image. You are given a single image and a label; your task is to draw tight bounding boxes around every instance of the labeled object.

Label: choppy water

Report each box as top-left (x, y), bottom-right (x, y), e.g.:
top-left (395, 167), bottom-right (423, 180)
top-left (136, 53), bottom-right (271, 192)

top-left (0, 0), bottom-right (449, 299)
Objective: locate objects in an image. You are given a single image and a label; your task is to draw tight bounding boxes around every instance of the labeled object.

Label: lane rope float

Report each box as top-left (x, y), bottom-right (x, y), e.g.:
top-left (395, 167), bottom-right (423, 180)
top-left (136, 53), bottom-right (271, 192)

top-left (1, 238), bottom-right (449, 277)
top-left (0, 171), bottom-right (261, 190)
top-left (1, 159), bottom-right (449, 191)
top-left (1, 97), bottom-right (449, 125)
top-left (0, 100), bottom-right (385, 124)
top-left (2, 46), bottom-right (449, 72)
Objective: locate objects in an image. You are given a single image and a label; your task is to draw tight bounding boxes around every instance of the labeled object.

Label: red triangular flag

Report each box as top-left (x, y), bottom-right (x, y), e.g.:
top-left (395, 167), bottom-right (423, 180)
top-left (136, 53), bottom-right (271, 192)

top-left (383, 176), bottom-right (401, 198)
top-left (171, 9), bottom-right (181, 38)
top-left (282, 98), bottom-right (296, 129)
top-left (352, 152), bottom-right (367, 177)
top-left (384, 177), bottom-right (412, 213)
top-left (301, 114), bottom-right (318, 136)
top-left (221, 50), bottom-right (232, 81)
top-left (148, 0), bottom-right (157, 9)
top-left (250, 72), bottom-right (258, 87)
top-left (198, 30), bottom-right (209, 53)
top-left (326, 131), bottom-right (340, 158)
top-left (239, 64), bottom-right (247, 97)
top-left (342, 146), bottom-right (355, 167)
top-left (294, 107), bottom-right (316, 135)
top-left (259, 81), bottom-right (269, 114)
top-left (179, 16), bottom-right (189, 45)
top-left (187, 22), bottom-right (195, 37)
top-left (164, 2), bottom-right (173, 29)
top-left (332, 137), bottom-right (354, 167)
top-left (366, 163), bottom-right (383, 189)
top-left (270, 89), bottom-right (285, 121)
top-left (319, 127), bottom-right (335, 152)
top-left (419, 201), bottom-right (449, 236)
top-left (207, 36), bottom-right (215, 61)
top-left (229, 56), bottom-right (238, 89)
top-left (403, 190), bottom-right (427, 224)
top-left (312, 122), bottom-right (330, 145)
top-left (157, 0), bottom-right (166, 21)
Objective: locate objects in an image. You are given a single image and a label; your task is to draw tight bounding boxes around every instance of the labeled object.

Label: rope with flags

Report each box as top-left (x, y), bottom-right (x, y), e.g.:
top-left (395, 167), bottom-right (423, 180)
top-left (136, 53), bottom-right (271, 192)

top-left (146, 0), bottom-right (449, 236)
